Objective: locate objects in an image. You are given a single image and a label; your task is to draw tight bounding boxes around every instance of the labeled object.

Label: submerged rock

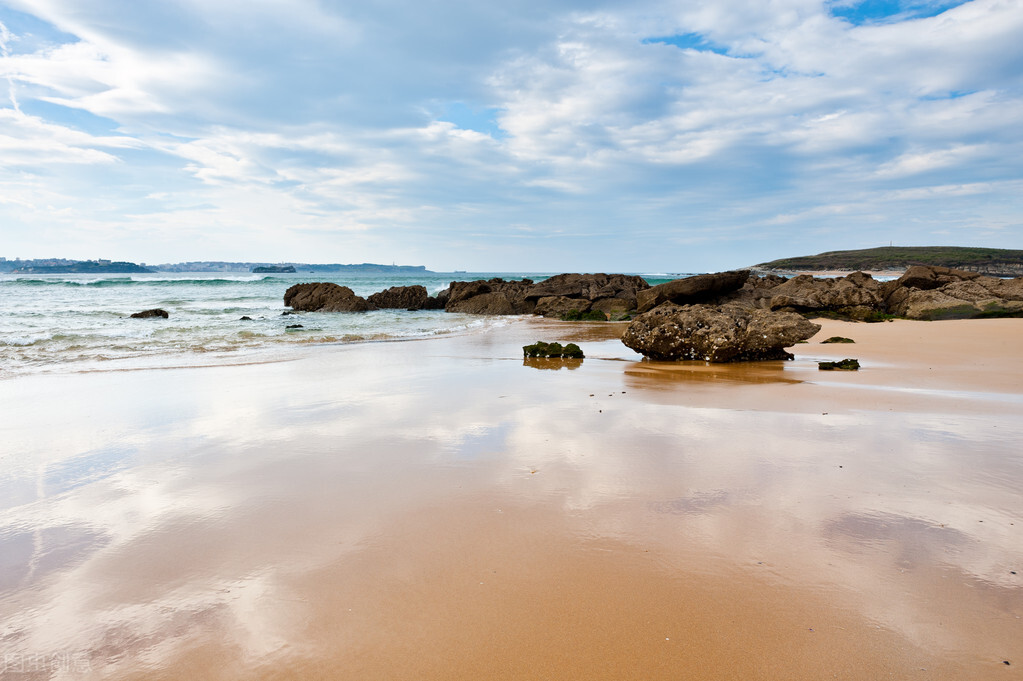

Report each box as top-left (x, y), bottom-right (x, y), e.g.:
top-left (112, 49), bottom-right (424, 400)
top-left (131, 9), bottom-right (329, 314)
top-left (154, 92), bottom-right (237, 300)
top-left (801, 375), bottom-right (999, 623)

top-left (621, 303), bottom-right (821, 362)
top-left (130, 308), bottom-right (169, 319)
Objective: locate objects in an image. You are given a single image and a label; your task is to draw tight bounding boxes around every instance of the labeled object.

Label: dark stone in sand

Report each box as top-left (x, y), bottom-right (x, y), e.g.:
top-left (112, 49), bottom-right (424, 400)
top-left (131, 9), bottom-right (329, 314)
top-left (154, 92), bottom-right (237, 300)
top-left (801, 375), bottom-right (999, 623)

top-left (130, 308), bottom-right (169, 319)
top-left (818, 358), bottom-right (860, 370)
top-left (821, 336), bottom-right (855, 344)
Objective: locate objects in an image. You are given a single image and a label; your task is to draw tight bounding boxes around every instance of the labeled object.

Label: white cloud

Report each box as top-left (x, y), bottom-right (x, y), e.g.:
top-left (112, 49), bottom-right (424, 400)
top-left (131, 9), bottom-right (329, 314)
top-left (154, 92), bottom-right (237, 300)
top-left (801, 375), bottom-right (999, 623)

top-left (0, 0), bottom-right (1021, 269)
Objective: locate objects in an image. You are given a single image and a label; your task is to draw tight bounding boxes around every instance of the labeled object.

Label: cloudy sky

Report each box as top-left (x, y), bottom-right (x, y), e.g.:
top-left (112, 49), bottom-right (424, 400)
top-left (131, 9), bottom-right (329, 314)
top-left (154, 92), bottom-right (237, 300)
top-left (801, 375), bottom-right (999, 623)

top-left (1, 0), bottom-right (1021, 271)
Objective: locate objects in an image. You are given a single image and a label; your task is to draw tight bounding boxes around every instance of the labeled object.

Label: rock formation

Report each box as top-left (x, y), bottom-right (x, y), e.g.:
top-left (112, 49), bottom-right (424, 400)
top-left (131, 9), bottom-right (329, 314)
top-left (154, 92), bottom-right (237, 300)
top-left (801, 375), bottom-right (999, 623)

top-left (284, 283), bottom-right (374, 312)
top-left (636, 270), bottom-right (749, 313)
top-left (621, 303), bottom-right (821, 362)
top-left (367, 285), bottom-right (443, 310)
top-left (767, 271), bottom-right (883, 320)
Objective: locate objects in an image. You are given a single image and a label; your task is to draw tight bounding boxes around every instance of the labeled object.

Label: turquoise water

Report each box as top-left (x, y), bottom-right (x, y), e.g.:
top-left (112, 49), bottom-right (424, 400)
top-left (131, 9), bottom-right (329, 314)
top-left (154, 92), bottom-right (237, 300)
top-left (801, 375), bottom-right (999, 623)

top-left (0, 271), bottom-right (679, 378)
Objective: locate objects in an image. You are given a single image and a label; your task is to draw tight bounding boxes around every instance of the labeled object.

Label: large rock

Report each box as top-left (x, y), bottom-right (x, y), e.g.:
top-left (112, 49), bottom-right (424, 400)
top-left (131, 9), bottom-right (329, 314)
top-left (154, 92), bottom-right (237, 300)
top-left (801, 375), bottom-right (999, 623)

top-left (447, 291), bottom-right (525, 315)
top-left (367, 285), bottom-right (433, 310)
top-left (284, 283), bottom-right (374, 312)
top-left (882, 266), bottom-right (1023, 319)
top-left (444, 278), bottom-right (535, 314)
top-left (636, 271), bottom-right (750, 313)
top-left (891, 265), bottom-right (981, 291)
top-left (621, 303), bottom-right (821, 362)
top-left (768, 271), bottom-right (883, 319)
top-left (441, 273), bottom-right (646, 316)
top-left (526, 273), bottom-right (649, 303)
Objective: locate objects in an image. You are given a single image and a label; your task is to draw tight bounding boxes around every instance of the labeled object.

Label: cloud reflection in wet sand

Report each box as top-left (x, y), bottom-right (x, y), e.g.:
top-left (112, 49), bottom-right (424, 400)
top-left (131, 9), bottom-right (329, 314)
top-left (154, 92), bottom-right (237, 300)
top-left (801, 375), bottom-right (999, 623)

top-left (0, 328), bottom-right (1020, 678)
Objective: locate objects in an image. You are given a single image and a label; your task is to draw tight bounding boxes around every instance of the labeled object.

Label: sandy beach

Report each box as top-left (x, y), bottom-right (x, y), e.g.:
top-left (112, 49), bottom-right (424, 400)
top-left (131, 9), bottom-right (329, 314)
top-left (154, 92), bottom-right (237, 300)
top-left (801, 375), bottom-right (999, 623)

top-left (1, 317), bottom-right (1021, 680)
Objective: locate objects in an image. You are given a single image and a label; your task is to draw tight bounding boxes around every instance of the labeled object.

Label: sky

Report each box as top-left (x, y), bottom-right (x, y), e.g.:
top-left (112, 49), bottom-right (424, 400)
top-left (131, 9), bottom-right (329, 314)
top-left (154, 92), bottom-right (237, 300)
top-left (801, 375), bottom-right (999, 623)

top-left (1, 0), bottom-right (1022, 272)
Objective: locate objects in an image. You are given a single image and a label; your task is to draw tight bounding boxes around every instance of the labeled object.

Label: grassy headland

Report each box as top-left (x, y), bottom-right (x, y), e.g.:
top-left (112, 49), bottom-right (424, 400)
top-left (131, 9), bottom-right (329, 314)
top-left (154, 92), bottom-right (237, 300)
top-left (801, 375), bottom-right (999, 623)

top-left (754, 246), bottom-right (1023, 276)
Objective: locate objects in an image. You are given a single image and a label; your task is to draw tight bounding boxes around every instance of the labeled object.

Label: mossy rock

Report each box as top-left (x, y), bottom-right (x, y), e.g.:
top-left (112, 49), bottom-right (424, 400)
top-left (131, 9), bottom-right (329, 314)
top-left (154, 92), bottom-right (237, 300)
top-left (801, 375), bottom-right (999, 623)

top-left (821, 336), bottom-right (855, 344)
top-left (523, 341), bottom-right (585, 359)
top-left (818, 358), bottom-right (860, 371)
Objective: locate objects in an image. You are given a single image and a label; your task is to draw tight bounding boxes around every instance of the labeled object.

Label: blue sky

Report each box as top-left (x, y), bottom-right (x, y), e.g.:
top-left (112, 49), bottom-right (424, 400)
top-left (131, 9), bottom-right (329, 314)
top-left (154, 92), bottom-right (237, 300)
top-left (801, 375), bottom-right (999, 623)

top-left (1, 0), bottom-right (1021, 272)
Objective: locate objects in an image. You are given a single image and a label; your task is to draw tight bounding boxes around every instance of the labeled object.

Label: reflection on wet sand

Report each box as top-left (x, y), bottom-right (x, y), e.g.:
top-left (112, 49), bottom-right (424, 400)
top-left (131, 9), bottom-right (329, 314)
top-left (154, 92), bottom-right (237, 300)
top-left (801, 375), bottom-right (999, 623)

top-left (0, 318), bottom-right (1021, 679)
top-left (625, 358), bottom-right (803, 387)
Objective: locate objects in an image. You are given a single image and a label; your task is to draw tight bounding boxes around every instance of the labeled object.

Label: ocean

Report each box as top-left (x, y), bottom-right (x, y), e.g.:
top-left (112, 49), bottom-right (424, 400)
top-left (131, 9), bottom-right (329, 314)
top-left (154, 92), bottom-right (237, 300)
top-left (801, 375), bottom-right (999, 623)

top-left (0, 271), bottom-right (681, 379)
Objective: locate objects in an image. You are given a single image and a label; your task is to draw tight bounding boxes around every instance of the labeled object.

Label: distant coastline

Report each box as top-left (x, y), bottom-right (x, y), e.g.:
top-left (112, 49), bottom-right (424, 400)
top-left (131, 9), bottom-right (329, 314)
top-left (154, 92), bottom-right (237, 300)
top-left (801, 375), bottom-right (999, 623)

top-left (1, 258), bottom-right (432, 275)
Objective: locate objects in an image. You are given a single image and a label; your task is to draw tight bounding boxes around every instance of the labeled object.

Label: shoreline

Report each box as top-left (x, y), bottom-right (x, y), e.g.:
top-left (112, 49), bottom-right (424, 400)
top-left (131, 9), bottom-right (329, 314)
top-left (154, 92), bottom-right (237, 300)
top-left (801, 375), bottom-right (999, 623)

top-left (1, 318), bottom-right (1021, 679)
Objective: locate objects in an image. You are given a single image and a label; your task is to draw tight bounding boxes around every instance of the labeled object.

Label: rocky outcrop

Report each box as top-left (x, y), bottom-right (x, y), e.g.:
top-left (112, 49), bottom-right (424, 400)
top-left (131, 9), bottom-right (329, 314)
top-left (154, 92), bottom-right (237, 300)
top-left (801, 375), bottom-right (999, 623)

top-left (284, 283), bottom-right (374, 312)
top-left (445, 278), bottom-right (536, 315)
top-left (130, 308), bottom-right (169, 319)
top-left (881, 267), bottom-right (1023, 320)
top-left (768, 271), bottom-right (883, 320)
top-left (636, 270), bottom-right (750, 313)
top-left (526, 273), bottom-right (649, 311)
top-left (367, 285), bottom-right (443, 310)
top-left (441, 273), bottom-right (647, 317)
top-left (534, 296), bottom-right (590, 318)
top-left (621, 303), bottom-right (821, 362)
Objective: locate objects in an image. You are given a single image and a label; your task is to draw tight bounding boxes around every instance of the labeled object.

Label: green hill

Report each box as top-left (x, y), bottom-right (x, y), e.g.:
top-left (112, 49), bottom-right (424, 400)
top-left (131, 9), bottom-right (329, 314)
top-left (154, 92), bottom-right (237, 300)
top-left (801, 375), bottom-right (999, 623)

top-left (755, 247), bottom-right (1023, 277)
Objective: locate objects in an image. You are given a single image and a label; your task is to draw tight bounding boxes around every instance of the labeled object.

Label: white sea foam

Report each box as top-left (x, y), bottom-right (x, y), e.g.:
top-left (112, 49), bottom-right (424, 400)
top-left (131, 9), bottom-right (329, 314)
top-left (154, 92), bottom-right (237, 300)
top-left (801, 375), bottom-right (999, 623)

top-left (0, 271), bottom-right (548, 378)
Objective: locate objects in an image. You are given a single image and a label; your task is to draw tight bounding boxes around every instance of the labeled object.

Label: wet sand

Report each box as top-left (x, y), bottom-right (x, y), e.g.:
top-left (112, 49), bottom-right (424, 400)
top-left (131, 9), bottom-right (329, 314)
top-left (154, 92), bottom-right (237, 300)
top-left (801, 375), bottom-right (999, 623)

top-left (1, 318), bottom-right (1021, 679)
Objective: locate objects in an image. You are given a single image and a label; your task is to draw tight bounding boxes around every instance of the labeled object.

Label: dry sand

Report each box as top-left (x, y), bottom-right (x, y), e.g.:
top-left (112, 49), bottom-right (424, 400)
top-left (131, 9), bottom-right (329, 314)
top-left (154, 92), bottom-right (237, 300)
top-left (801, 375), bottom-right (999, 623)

top-left (0, 318), bottom-right (1021, 679)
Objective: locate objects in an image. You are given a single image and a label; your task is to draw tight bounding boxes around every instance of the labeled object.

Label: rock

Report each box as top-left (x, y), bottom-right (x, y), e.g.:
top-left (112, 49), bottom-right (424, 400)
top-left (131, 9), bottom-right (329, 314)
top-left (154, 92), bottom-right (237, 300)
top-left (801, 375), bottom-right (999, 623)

top-left (239, 316), bottom-right (253, 321)
top-left (445, 278), bottom-right (535, 314)
top-left (621, 303), bottom-right (821, 362)
top-left (636, 270), bottom-right (750, 313)
top-left (893, 265), bottom-right (981, 291)
top-left (130, 308), bottom-right (169, 319)
top-left (526, 273), bottom-right (649, 303)
top-left (284, 283), bottom-right (374, 312)
top-left (886, 286), bottom-right (1023, 320)
top-left (883, 268), bottom-right (1023, 319)
top-left (768, 272), bottom-right (882, 319)
top-left (562, 309), bottom-right (608, 321)
top-left (523, 341), bottom-right (585, 359)
top-left (590, 297), bottom-right (634, 315)
top-left (821, 336), bottom-right (855, 344)
top-left (286, 324), bottom-right (304, 329)
top-left (367, 285), bottom-right (430, 310)
top-left (447, 291), bottom-right (518, 315)
top-left (534, 296), bottom-right (590, 318)
top-left (818, 358), bottom-right (860, 371)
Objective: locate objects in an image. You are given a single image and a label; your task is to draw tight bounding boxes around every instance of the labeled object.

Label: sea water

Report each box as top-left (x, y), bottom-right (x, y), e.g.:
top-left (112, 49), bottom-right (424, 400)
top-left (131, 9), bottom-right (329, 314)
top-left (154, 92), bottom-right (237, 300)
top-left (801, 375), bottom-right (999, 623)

top-left (0, 271), bottom-right (680, 378)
